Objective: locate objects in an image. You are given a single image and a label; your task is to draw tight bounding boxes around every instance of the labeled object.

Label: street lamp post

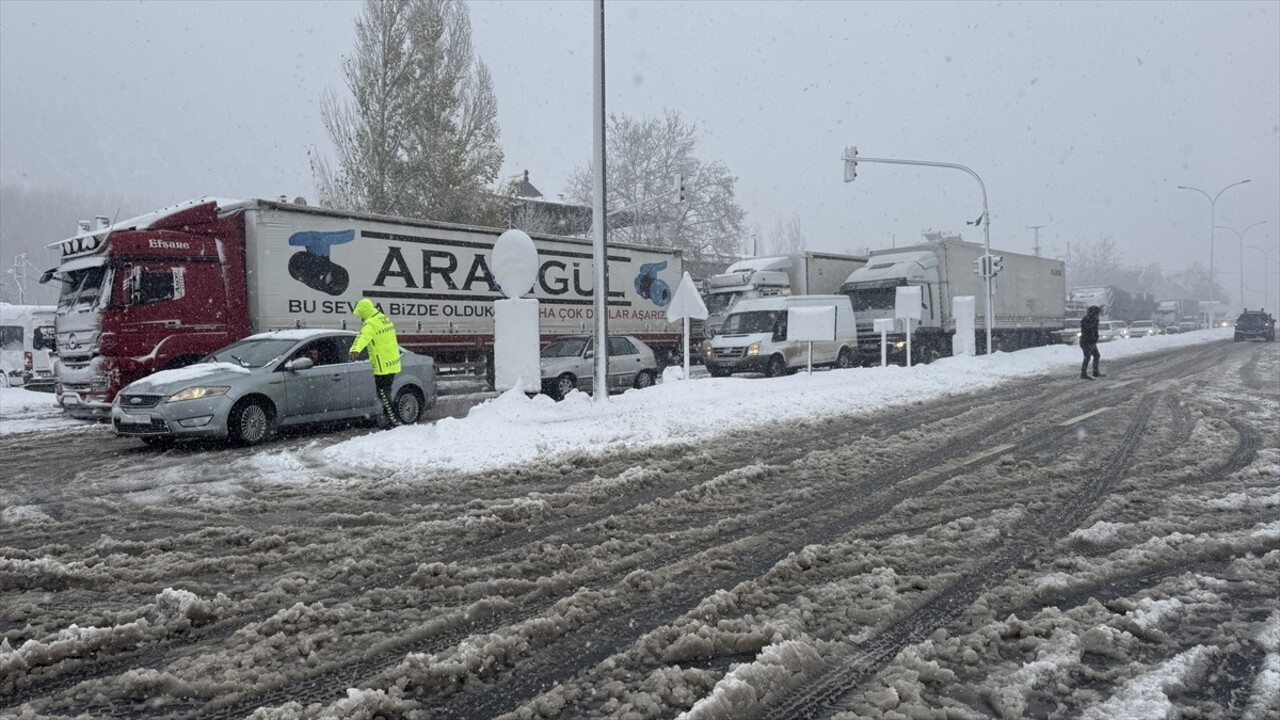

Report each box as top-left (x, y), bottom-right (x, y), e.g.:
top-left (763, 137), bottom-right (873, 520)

top-left (1245, 244), bottom-right (1280, 311)
top-left (842, 148), bottom-right (994, 354)
top-left (1177, 180), bottom-right (1250, 327)
top-left (1215, 221), bottom-right (1267, 311)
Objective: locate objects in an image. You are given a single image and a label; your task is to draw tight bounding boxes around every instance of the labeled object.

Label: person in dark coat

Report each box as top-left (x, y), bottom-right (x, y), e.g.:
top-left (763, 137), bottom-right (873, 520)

top-left (1079, 305), bottom-right (1104, 379)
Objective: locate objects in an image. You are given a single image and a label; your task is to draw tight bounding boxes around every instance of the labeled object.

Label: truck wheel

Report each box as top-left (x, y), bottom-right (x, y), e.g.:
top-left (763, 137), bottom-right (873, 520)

top-left (395, 387), bottom-right (424, 424)
top-left (228, 398), bottom-right (274, 447)
top-left (916, 344), bottom-right (940, 365)
top-left (633, 370), bottom-right (655, 390)
top-left (835, 347), bottom-right (854, 369)
top-left (554, 373), bottom-right (577, 401)
top-left (765, 355), bottom-right (786, 378)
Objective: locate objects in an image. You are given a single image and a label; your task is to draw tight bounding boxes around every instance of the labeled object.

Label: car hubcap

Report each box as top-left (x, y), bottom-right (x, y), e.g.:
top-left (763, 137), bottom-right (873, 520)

top-left (636, 373), bottom-right (652, 388)
top-left (398, 393), bottom-right (419, 423)
top-left (241, 405), bottom-right (267, 442)
top-left (557, 377), bottom-right (575, 397)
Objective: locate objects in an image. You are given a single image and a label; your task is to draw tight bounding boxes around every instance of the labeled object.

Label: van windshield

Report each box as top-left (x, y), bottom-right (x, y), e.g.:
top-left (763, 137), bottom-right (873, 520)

top-left (57, 266), bottom-right (110, 311)
top-left (720, 310), bottom-right (779, 335)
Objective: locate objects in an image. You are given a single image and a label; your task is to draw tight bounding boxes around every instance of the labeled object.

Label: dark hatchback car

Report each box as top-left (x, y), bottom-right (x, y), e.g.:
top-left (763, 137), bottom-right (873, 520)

top-left (1233, 309), bottom-right (1276, 342)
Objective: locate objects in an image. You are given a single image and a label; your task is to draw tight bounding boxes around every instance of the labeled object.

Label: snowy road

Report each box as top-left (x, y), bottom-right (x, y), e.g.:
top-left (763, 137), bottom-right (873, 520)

top-left (2, 338), bottom-right (1278, 719)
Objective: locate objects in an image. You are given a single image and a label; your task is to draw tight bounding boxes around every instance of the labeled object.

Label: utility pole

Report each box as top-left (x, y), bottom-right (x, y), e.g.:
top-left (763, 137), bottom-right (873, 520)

top-left (1027, 225), bottom-right (1047, 257)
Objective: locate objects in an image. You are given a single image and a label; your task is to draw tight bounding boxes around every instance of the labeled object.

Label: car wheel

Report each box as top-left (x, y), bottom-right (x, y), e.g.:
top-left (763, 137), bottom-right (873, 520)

top-left (395, 386), bottom-right (424, 424)
top-left (633, 370), bottom-right (655, 389)
top-left (835, 347), bottom-right (854, 369)
top-left (228, 398), bottom-right (274, 447)
top-left (765, 355), bottom-right (786, 378)
top-left (555, 373), bottom-right (577, 401)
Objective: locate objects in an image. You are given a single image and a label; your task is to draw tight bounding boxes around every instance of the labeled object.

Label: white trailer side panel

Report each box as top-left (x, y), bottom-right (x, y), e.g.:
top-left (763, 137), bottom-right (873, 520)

top-left (242, 204), bottom-right (682, 340)
top-left (797, 253), bottom-right (869, 295)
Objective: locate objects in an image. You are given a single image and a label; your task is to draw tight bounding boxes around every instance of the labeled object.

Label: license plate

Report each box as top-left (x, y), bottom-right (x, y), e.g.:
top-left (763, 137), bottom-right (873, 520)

top-left (122, 411), bottom-right (152, 424)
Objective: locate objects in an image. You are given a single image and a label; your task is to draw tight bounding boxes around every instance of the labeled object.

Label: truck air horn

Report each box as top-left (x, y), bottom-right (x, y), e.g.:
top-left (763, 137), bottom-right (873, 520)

top-left (287, 230), bottom-right (355, 296)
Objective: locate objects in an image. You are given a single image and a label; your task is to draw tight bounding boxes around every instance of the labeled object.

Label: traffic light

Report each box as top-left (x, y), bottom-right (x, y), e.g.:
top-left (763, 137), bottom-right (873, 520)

top-left (973, 257), bottom-right (984, 275)
top-left (990, 255), bottom-right (1003, 275)
top-left (843, 146), bottom-right (859, 182)
top-left (675, 174), bottom-right (687, 202)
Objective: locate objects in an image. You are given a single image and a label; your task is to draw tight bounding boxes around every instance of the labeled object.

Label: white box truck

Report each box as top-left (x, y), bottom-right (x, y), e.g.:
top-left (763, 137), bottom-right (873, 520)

top-left (0, 303), bottom-right (57, 390)
top-left (839, 239), bottom-right (1064, 363)
top-left (703, 294), bottom-right (858, 377)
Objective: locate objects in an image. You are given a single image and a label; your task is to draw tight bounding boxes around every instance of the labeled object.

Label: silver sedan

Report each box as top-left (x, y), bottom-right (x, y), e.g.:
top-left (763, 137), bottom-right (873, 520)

top-left (539, 334), bottom-right (659, 400)
top-left (111, 329), bottom-right (436, 446)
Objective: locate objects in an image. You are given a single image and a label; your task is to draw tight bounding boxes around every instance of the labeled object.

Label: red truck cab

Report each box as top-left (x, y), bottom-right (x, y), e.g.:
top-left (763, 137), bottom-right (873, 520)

top-left (45, 200), bottom-right (250, 418)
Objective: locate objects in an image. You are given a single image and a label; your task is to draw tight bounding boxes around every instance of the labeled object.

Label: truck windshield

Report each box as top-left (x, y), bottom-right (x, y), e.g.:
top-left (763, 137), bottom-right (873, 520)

top-left (57, 266), bottom-right (110, 311)
top-left (204, 338), bottom-right (297, 368)
top-left (846, 286), bottom-right (898, 312)
top-left (541, 337), bottom-right (590, 357)
top-left (704, 292), bottom-right (738, 315)
top-left (720, 310), bottom-right (779, 335)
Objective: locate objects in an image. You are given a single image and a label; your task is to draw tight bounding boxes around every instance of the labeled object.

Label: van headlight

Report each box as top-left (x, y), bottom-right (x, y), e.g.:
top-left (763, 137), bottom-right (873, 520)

top-left (169, 386), bottom-right (231, 402)
top-left (746, 342), bottom-right (760, 356)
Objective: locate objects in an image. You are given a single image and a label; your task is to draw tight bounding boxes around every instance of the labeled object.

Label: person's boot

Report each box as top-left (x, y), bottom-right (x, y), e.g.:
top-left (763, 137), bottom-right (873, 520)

top-left (1080, 372), bottom-right (1093, 380)
top-left (1092, 368), bottom-right (1105, 378)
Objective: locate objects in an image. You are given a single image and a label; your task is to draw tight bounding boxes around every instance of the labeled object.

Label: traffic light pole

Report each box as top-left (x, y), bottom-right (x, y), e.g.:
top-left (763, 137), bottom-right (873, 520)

top-left (842, 148), bottom-right (993, 355)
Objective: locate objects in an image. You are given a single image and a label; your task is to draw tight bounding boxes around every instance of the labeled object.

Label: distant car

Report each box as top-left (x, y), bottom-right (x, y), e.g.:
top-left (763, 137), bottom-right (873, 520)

top-left (1234, 309), bottom-right (1277, 342)
top-left (1057, 318), bottom-right (1082, 345)
top-left (1110, 320), bottom-right (1130, 339)
top-left (1128, 320), bottom-right (1161, 338)
top-left (1097, 321), bottom-right (1124, 342)
top-left (540, 334), bottom-right (658, 400)
top-left (111, 329), bottom-right (437, 446)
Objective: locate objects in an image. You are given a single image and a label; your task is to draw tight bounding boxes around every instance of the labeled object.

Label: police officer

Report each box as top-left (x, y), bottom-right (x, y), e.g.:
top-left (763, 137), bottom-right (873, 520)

top-left (349, 298), bottom-right (402, 427)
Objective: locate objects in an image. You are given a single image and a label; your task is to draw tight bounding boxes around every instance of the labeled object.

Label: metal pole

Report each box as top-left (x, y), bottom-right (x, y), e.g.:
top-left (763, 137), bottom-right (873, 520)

top-left (1216, 221), bottom-right (1266, 310)
top-left (1027, 225), bottom-right (1046, 257)
top-left (591, 0), bottom-right (609, 402)
top-left (1178, 180), bottom-right (1249, 327)
top-left (841, 152), bottom-right (994, 355)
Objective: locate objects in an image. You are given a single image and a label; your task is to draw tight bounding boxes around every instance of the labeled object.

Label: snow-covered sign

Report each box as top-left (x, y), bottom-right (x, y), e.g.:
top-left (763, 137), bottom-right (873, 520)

top-left (665, 272), bottom-right (708, 322)
top-left (786, 306), bottom-right (835, 342)
top-left (491, 229), bottom-right (538, 298)
top-left (895, 285), bottom-right (923, 320)
top-left (666, 272), bottom-right (708, 380)
top-left (953, 295), bottom-right (976, 356)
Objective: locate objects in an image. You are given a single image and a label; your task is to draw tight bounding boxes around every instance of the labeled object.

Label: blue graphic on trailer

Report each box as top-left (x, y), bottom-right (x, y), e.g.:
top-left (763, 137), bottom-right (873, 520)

top-left (634, 261), bottom-right (672, 307)
top-left (288, 230), bottom-right (355, 296)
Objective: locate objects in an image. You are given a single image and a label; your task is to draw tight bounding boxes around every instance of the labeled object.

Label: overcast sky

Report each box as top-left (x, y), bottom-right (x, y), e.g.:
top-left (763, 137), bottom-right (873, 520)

top-left (2, 1), bottom-right (1277, 303)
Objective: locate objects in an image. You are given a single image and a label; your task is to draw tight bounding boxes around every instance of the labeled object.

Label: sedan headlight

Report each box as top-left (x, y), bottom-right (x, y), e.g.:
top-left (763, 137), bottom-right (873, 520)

top-left (168, 386), bottom-right (231, 402)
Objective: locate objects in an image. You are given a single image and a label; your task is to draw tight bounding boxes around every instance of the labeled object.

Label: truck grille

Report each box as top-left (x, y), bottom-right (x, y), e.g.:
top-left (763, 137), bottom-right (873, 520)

top-left (114, 417), bottom-right (170, 435)
top-left (118, 394), bottom-right (163, 409)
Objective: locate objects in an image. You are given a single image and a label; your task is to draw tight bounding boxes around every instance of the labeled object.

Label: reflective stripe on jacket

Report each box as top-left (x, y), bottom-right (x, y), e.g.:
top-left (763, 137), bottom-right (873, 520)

top-left (351, 298), bottom-right (402, 376)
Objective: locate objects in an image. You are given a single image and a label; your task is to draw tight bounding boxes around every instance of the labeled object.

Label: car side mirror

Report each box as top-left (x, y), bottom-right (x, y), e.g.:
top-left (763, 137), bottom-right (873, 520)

top-left (286, 357), bottom-right (314, 371)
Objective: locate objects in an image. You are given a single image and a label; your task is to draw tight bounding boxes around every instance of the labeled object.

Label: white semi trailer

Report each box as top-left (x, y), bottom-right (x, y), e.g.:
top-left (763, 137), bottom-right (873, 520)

top-left (839, 239), bottom-right (1065, 363)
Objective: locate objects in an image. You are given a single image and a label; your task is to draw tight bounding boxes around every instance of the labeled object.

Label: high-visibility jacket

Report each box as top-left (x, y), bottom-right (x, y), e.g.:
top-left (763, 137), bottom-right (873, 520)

top-left (351, 298), bottom-right (402, 376)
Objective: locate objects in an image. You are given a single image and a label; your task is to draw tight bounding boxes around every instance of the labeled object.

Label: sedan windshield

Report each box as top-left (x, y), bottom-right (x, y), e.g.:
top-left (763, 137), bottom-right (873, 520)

top-left (720, 310), bottom-right (779, 335)
top-left (203, 338), bottom-right (298, 368)
top-left (542, 337), bottom-right (590, 357)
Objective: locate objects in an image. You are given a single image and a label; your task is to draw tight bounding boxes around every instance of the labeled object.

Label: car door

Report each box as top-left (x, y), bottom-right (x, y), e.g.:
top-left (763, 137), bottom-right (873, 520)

top-left (607, 336), bottom-right (643, 392)
top-left (281, 338), bottom-right (353, 422)
top-left (337, 334), bottom-right (381, 415)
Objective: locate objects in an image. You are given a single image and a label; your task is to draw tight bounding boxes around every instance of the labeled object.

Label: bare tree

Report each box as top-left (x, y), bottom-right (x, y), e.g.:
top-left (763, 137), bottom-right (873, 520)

top-left (313, 0), bottom-right (503, 225)
top-left (767, 213), bottom-right (807, 255)
top-left (563, 110), bottom-right (746, 264)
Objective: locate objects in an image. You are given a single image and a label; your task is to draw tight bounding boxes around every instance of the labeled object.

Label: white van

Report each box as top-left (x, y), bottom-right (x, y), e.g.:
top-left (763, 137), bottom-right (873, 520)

top-left (1, 303), bottom-right (57, 390)
top-left (704, 295), bottom-right (858, 377)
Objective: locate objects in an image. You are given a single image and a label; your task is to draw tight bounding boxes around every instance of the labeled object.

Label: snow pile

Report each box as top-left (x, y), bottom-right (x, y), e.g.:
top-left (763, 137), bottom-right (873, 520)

top-left (311, 329), bottom-right (1235, 478)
